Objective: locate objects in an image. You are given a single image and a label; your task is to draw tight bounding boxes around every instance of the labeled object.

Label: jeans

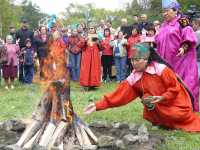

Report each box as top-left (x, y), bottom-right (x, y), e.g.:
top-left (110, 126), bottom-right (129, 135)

top-left (69, 52), bottom-right (81, 81)
top-left (114, 56), bottom-right (127, 82)
top-left (24, 65), bottom-right (34, 84)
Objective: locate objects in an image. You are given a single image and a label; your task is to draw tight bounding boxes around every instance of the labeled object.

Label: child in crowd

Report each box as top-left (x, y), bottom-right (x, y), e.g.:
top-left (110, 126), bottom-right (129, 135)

top-left (3, 35), bottom-right (19, 89)
top-left (20, 39), bottom-right (35, 84)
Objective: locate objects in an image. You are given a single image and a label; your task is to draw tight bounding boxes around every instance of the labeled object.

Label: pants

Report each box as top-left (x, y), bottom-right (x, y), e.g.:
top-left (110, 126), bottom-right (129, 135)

top-left (24, 65), bottom-right (34, 84)
top-left (19, 63), bottom-right (24, 82)
top-left (69, 52), bottom-right (81, 81)
top-left (114, 56), bottom-right (127, 82)
top-left (101, 55), bottom-right (113, 81)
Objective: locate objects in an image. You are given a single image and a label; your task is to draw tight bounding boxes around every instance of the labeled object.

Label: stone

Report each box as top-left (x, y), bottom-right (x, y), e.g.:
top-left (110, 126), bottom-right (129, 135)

top-left (2, 120), bottom-right (26, 132)
top-left (0, 122), bottom-right (4, 129)
top-left (70, 145), bottom-right (97, 150)
top-left (89, 121), bottom-right (112, 129)
top-left (32, 145), bottom-right (47, 150)
top-left (82, 145), bottom-right (98, 150)
top-left (113, 123), bottom-right (129, 129)
top-left (138, 124), bottom-right (149, 143)
top-left (129, 123), bottom-right (136, 131)
top-left (98, 135), bottom-right (115, 147)
top-left (123, 134), bottom-right (139, 145)
top-left (4, 144), bottom-right (24, 150)
top-left (115, 140), bottom-right (126, 150)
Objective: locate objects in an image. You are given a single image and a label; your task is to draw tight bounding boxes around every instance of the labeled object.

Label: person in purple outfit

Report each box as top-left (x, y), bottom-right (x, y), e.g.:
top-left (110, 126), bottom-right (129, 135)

top-left (155, 0), bottom-right (199, 111)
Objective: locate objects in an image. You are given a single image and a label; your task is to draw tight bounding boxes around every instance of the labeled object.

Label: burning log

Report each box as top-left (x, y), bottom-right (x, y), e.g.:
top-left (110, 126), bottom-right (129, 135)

top-left (16, 75), bottom-right (97, 150)
top-left (15, 36), bottom-right (98, 149)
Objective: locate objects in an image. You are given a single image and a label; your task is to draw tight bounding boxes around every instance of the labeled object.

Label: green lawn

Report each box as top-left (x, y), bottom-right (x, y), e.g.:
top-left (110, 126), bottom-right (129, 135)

top-left (0, 81), bottom-right (200, 150)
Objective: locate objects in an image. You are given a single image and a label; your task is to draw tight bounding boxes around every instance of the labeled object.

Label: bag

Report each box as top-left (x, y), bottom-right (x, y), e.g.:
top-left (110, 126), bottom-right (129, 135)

top-left (0, 45), bottom-right (8, 64)
top-left (24, 48), bottom-right (34, 65)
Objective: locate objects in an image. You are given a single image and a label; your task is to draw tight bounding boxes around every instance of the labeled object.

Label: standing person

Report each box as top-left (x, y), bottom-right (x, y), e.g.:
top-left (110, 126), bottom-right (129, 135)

top-left (106, 21), bottom-right (116, 36)
top-left (68, 29), bottom-right (85, 81)
top-left (20, 39), bottom-right (35, 84)
top-left (16, 18), bottom-right (34, 83)
top-left (110, 31), bottom-right (128, 83)
top-left (0, 39), bottom-right (6, 86)
top-left (84, 43), bottom-right (200, 132)
top-left (79, 25), bottom-right (101, 90)
top-left (192, 18), bottom-right (200, 79)
top-left (132, 15), bottom-right (139, 28)
top-left (155, 0), bottom-right (199, 112)
top-left (34, 26), bottom-right (49, 80)
top-left (153, 20), bottom-right (161, 35)
top-left (3, 35), bottom-right (19, 89)
top-left (127, 27), bottom-right (141, 75)
top-left (101, 28), bottom-right (113, 82)
top-left (8, 25), bottom-right (16, 44)
top-left (138, 14), bottom-right (152, 35)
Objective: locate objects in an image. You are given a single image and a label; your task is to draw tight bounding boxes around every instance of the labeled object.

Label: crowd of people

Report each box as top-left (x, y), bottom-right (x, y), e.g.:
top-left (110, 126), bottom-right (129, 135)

top-left (0, 13), bottom-right (161, 88)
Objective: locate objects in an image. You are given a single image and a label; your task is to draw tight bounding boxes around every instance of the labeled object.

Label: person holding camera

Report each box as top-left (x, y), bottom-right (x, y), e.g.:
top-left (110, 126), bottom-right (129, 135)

top-left (79, 25), bottom-right (101, 90)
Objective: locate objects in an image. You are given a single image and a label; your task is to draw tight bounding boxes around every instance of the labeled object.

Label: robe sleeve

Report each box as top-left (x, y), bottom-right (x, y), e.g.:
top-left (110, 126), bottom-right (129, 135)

top-left (181, 26), bottom-right (197, 48)
top-left (95, 80), bottom-right (139, 111)
top-left (160, 67), bottom-right (181, 104)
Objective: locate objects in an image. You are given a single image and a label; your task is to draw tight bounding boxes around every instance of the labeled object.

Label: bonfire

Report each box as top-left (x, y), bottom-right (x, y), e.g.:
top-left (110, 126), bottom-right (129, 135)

top-left (14, 31), bottom-right (97, 149)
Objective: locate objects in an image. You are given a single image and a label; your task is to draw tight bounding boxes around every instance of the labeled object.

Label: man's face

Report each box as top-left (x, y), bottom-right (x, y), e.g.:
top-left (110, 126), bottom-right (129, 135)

top-left (10, 27), bottom-right (15, 33)
top-left (141, 14), bottom-right (147, 22)
top-left (22, 22), bottom-right (28, 29)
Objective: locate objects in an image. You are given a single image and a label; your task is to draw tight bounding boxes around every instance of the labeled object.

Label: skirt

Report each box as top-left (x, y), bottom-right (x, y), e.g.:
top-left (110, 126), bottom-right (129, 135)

top-left (2, 65), bottom-right (18, 79)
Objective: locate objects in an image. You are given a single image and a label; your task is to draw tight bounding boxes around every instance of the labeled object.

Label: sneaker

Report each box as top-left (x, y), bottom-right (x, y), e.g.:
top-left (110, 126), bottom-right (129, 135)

top-left (5, 86), bottom-right (9, 90)
top-left (11, 85), bottom-right (14, 89)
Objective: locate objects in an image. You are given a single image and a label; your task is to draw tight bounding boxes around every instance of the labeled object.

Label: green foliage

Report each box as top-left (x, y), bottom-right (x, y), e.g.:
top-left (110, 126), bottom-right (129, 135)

top-left (0, 0), bottom-right (47, 38)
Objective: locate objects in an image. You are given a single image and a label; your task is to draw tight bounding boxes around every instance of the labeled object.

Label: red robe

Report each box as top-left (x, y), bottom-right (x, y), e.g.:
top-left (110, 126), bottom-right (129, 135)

top-left (80, 43), bottom-right (101, 87)
top-left (96, 63), bottom-right (200, 132)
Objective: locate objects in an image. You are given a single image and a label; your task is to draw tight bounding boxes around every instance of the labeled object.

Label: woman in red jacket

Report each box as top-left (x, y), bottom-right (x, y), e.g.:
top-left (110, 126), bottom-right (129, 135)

top-left (84, 43), bottom-right (200, 132)
top-left (101, 28), bottom-right (113, 82)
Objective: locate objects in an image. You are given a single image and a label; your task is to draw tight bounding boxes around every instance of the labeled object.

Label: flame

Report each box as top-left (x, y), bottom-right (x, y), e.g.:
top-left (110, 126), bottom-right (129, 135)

top-left (36, 34), bottom-right (73, 124)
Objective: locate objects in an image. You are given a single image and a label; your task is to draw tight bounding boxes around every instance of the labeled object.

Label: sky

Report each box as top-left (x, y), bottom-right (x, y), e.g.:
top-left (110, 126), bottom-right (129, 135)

top-left (15, 0), bottom-right (131, 15)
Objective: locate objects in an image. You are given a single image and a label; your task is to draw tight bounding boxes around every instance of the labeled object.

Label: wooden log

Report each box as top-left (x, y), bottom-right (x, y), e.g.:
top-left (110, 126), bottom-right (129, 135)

top-left (39, 122), bottom-right (56, 147)
top-left (23, 129), bottom-right (41, 149)
top-left (78, 122), bottom-right (92, 146)
top-left (16, 120), bottom-right (41, 147)
top-left (81, 123), bottom-right (98, 144)
top-left (74, 123), bottom-right (84, 146)
top-left (48, 121), bottom-right (68, 148)
top-left (75, 115), bottom-right (98, 144)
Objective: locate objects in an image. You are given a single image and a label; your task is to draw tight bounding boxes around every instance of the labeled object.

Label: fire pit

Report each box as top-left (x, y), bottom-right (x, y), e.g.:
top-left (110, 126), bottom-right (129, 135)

top-left (0, 120), bottom-right (164, 150)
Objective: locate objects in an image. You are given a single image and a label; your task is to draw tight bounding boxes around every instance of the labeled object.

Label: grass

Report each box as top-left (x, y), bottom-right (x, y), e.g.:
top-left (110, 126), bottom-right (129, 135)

top-left (0, 81), bottom-right (200, 150)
